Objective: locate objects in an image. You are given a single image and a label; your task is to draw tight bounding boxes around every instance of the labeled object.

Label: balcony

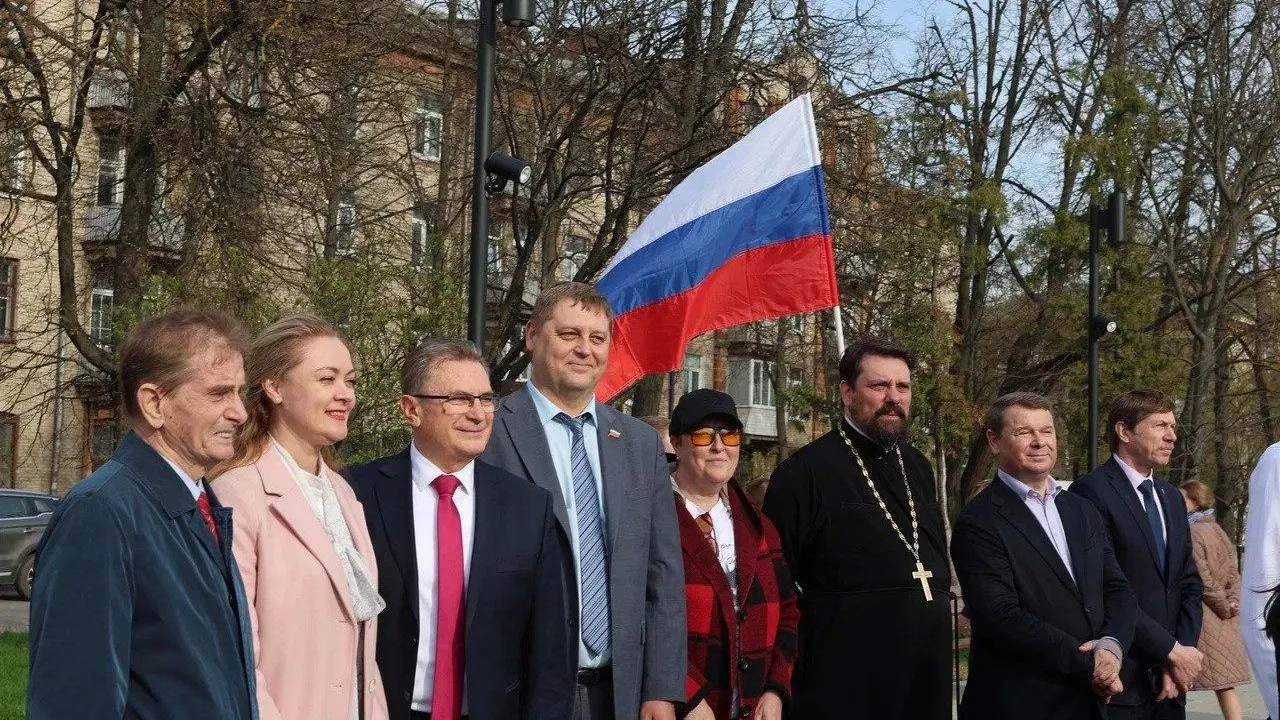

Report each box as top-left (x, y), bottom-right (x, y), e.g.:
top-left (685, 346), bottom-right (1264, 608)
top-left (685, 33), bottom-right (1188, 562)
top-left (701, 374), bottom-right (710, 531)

top-left (87, 70), bottom-right (130, 112)
top-left (83, 205), bottom-right (185, 253)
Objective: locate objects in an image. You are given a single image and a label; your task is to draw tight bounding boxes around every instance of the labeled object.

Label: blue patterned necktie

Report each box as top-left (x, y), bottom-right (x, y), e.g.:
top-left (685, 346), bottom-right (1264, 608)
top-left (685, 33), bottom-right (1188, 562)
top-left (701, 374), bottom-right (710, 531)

top-left (1139, 479), bottom-right (1167, 574)
top-left (554, 412), bottom-right (611, 655)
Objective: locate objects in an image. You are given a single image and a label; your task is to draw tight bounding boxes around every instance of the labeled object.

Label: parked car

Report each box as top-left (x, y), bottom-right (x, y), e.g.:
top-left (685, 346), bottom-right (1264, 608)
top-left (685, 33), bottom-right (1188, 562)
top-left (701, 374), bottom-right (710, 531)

top-left (0, 490), bottom-right (57, 599)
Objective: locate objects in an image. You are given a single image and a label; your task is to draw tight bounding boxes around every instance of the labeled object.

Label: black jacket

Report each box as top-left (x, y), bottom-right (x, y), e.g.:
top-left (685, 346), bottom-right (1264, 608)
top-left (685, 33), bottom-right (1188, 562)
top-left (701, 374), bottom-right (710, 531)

top-left (349, 452), bottom-right (573, 720)
top-left (1070, 457), bottom-right (1203, 706)
top-left (952, 476), bottom-right (1138, 720)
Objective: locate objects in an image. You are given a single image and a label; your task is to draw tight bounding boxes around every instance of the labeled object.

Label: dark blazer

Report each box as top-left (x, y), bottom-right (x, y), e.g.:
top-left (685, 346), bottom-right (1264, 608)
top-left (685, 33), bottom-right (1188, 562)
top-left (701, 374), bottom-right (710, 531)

top-left (1071, 457), bottom-right (1203, 705)
top-left (951, 476), bottom-right (1138, 720)
top-left (27, 432), bottom-right (258, 720)
top-left (480, 384), bottom-right (687, 720)
top-left (676, 480), bottom-right (799, 720)
top-left (348, 451), bottom-right (573, 720)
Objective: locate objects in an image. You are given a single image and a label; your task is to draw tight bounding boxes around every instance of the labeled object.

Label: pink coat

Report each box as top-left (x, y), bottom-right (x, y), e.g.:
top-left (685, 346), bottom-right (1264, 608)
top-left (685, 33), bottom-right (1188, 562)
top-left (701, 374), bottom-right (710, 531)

top-left (212, 450), bottom-right (390, 720)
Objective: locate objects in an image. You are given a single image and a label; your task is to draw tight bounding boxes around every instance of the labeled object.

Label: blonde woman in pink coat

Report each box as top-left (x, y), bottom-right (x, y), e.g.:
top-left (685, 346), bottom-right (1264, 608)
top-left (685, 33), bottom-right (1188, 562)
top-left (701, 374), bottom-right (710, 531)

top-left (211, 314), bottom-right (389, 720)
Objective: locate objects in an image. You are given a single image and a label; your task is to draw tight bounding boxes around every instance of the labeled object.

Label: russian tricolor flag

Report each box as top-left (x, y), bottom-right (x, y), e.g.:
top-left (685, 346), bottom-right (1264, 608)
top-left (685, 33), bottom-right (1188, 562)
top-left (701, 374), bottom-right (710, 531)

top-left (595, 94), bottom-right (839, 401)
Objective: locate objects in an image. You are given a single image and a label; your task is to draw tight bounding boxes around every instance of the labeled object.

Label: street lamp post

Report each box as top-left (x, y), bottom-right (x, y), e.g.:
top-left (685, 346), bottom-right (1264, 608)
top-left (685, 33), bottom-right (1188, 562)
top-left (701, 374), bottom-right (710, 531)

top-left (1086, 189), bottom-right (1125, 467)
top-left (467, 0), bottom-right (533, 349)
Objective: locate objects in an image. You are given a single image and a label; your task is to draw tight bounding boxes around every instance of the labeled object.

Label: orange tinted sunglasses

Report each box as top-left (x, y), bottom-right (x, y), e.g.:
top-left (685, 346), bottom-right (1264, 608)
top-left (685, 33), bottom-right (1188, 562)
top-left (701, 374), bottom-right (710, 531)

top-left (688, 427), bottom-right (743, 447)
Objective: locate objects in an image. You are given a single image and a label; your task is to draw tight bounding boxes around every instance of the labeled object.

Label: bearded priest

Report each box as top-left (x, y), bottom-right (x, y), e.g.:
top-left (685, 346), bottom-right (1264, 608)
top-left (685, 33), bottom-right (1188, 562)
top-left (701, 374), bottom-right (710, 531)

top-left (762, 336), bottom-right (952, 720)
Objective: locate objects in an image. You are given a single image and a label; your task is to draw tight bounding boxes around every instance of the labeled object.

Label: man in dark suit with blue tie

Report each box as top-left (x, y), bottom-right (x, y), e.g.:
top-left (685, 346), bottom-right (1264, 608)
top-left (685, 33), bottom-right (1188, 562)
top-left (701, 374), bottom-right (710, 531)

top-left (481, 282), bottom-right (687, 720)
top-left (1071, 389), bottom-right (1204, 720)
top-left (349, 338), bottom-right (572, 720)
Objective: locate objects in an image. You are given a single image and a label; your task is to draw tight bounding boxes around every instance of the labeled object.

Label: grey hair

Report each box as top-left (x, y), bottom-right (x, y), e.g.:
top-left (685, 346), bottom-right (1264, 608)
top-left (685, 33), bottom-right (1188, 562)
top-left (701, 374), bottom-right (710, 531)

top-left (401, 338), bottom-right (488, 394)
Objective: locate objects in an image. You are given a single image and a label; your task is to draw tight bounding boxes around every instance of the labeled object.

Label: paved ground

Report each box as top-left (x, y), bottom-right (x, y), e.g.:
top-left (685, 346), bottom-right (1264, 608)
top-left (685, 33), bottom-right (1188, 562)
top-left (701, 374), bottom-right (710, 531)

top-left (1187, 680), bottom-right (1269, 720)
top-left (0, 594), bottom-right (27, 632)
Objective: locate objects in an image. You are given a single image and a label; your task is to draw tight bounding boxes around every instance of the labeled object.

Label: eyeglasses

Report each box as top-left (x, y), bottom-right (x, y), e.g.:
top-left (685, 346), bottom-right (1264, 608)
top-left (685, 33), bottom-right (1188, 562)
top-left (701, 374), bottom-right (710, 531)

top-left (407, 392), bottom-right (502, 414)
top-left (688, 427), bottom-right (743, 447)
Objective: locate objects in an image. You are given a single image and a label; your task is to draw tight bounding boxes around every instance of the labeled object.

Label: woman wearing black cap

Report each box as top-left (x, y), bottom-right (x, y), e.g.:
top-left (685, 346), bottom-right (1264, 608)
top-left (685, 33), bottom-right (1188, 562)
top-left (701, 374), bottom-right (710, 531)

top-left (668, 388), bottom-right (800, 720)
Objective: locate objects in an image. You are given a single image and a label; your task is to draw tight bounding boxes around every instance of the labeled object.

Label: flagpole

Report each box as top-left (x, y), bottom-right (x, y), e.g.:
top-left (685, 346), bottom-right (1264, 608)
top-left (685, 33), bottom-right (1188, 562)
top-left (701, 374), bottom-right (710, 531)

top-left (832, 303), bottom-right (846, 356)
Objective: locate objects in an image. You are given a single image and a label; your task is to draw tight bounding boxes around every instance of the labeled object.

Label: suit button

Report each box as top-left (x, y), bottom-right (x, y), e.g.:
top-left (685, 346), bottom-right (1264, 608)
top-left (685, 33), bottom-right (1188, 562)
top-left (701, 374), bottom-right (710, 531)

top-left (369, 679), bottom-right (378, 691)
top-left (409, 636), bottom-right (417, 645)
top-left (738, 706), bottom-right (752, 718)
top-left (738, 659), bottom-right (750, 671)
top-left (403, 690), bottom-right (412, 701)
top-left (737, 607), bottom-right (748, 621)
top-left (1085, 608), bottom-right (1093, 615)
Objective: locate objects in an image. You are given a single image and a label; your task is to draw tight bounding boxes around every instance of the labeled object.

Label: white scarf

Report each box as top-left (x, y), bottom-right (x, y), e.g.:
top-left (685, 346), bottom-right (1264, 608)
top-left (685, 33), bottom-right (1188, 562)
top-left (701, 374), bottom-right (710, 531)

top-left (271, 439), bottom-right (386, 622)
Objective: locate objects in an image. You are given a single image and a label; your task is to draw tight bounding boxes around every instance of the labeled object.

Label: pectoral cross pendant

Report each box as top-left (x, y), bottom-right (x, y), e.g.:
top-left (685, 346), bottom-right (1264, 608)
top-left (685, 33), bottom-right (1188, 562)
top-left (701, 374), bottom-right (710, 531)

top-left (912, 561), bottom-right (934, 601)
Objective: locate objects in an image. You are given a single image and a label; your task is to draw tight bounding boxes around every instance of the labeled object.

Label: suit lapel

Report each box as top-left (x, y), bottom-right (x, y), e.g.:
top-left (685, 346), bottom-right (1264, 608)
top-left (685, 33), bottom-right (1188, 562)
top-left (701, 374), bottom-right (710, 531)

top-left (465, 462), bottom-right (497, 633)
top-left (992, 477), bottom-right (1080, 596)
top-left (675, 493), bottom-right (737, 607)
top-left (1058, 497), bottom-right (1090, 602)
top-left (594, 404), bottom-right (633, 551)
top-left (374, 451), bottom-right (418, 626)
top-left (1103, 459), bottom-right (1165, 577)
top-left (1156, 479), bottom-right (1183, 584)
top-left (728, 486), bottom-right (761, 600)
top-left (498, 387), bottom-right (571, 534)
top-left (258, 449), bottom-right (355, 617)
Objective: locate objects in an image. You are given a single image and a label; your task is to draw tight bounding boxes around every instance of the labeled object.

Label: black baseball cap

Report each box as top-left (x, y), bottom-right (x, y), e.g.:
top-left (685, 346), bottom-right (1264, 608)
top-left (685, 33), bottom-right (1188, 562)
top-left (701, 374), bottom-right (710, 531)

top-left (669, 389), bottom-right (743, 435)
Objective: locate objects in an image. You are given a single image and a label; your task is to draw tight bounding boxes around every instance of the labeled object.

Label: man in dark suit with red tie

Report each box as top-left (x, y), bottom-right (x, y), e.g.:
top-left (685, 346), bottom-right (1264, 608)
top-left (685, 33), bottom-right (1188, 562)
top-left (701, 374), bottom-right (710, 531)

top-left (1071, 390), bottom-right (1204, 720)
top-left (350, 338), bottom-right (572, 720)
top-left (28, 310), bottom-right (258, 720)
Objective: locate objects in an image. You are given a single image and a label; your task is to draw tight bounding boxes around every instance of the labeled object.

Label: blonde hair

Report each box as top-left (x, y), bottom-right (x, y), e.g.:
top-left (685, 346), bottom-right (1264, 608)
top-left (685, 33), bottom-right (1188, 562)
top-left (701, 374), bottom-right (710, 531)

top-left (210, 313), bottom-right (352, 478)
top-left (1179, 480), bottom-right (1215, 512)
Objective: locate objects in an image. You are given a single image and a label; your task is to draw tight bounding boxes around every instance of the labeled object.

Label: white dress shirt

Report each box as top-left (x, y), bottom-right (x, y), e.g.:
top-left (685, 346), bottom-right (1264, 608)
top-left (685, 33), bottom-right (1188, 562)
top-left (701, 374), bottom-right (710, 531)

top-left (1113, 454), bottom-right (1167, 545)
top-left (1241, 443), bottom-right (1280, 720)
top-left (161, 456), bottom-right (205, 500)
top-left (525, 381), bottom-right (610, 668)
top-left (409, 442), bottom-right (476, 713)
top-left (681, 494), bottom-right (738, 605)
top-left (997, 470), bottom-right (1075, 580)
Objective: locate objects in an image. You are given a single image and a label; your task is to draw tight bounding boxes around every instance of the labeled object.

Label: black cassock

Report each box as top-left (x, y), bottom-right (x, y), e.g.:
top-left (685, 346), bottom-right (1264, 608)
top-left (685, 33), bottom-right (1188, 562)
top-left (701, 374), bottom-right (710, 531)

top-left (763, 418), bottom-right (952, 720)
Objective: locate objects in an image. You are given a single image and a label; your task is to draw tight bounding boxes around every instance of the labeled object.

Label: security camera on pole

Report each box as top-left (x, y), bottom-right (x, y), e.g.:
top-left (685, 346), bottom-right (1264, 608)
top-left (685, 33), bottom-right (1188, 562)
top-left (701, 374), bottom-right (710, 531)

top-left (468, 0), bottom-right (534, 349)
top-left (1086, 189), bottom-right (1125, 467)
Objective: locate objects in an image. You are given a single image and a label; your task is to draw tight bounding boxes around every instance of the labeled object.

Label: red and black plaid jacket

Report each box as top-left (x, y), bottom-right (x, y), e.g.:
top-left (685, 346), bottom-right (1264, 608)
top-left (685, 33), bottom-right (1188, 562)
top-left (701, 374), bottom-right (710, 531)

top-left (675, 481), bottom-right (800, 720)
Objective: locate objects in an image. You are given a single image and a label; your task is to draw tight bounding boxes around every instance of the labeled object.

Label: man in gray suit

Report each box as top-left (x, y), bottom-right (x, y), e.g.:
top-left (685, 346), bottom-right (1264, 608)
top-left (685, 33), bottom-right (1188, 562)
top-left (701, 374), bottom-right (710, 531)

top-left (482, 281), bottom-right (687, 720)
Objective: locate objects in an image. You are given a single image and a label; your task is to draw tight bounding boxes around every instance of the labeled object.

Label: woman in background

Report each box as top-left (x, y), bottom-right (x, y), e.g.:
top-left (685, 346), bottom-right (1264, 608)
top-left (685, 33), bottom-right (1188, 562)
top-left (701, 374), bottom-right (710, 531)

top-left (1180, 480), bottom-right (1250, 720)
top-left (211, 314), bottom-right (387, 720)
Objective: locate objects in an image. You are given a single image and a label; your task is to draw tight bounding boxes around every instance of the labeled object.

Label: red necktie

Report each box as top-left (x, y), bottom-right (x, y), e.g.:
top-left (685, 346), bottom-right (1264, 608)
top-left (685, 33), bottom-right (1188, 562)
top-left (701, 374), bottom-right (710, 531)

top-left (432, 474), bottom-right (465, 720)
top-left (196, 491), bottom-right (219, 544)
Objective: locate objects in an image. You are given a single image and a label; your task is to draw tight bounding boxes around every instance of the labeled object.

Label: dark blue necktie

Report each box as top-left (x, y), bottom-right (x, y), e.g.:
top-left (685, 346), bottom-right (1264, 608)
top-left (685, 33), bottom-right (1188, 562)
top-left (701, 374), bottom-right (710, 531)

top-left (1139, 479), bottom-right (1167, 573)
top-left (554, 412), bottom-right (611, 656)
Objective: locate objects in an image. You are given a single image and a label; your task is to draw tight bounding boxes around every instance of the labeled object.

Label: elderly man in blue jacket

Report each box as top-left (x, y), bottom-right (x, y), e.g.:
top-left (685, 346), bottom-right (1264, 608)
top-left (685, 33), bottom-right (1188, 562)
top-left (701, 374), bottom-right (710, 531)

top-left (28, 310), bottom-right (258, 720)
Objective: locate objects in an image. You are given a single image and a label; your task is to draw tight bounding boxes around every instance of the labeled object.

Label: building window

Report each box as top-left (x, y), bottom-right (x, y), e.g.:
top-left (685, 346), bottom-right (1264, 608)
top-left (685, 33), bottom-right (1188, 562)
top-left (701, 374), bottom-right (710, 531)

top-left (415, 96), bottom-right (442, 161)
top-left (742, 95), bottom-right (765, 129)
top-left (784, 364), bottom-right (805, 423)
top-left (749, 358), bottom-right (775, 407)
top-left (0, 128), bottom-right (24, 192)
top-left (410, 202), bottom-right (434, 266)
top-left (96, 136), bottom-right (123, 206)
top-left (684, 354), bottom-right (704, 393)
top-left (84, 404), bottom-right (116, 474)
top-left (0, 413), bottom-right (14, 488)
top-left (487, 234), bottom-right (503, 275)
top-left (334, 195), bottom-right (356, 256)
top-left (0, 258), bottom-right (14, 341)
top-left (560, 233), bottom-right (589, 281)
top-left (89, 274), bottom-right (114, 347)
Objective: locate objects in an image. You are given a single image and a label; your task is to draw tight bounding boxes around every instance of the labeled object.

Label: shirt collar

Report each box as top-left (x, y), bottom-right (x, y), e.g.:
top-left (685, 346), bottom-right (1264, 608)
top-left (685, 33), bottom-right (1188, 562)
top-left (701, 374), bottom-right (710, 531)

top-left (527, 380), bottom-right (597, 427)
top-left (997, 468), bottom-right (1063, 500)
top-left (160, 455), bottom-right (205, 501)
top-left (409, 441), bottom-right (476, 496)
top-left (1112, 454), bottom-right (1154, 490)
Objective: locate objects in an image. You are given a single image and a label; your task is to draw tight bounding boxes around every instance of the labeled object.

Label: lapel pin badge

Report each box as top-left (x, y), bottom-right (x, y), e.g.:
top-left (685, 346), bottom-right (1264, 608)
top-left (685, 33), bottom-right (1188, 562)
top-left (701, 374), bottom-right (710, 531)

top-left (608, 429), bottom-right (622, 439)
